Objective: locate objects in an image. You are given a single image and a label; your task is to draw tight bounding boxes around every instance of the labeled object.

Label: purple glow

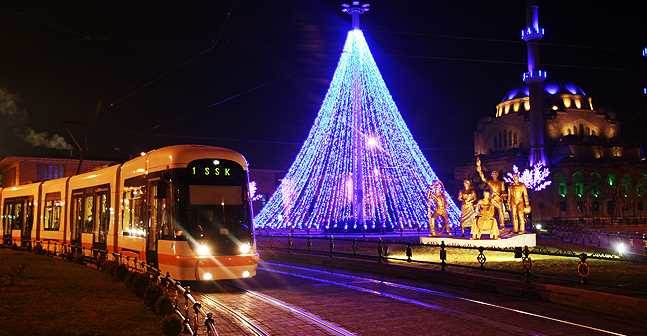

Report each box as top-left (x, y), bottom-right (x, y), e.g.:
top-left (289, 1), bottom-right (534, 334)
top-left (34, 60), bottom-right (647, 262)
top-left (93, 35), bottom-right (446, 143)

top-left (504, 163), bottom-right (552, 192)
top-left (565, 83), bottom-right (578, 95)
top-left (545, 83), bottom-right (559, 95)
top-left (254, 29), bottom-right (459, 231)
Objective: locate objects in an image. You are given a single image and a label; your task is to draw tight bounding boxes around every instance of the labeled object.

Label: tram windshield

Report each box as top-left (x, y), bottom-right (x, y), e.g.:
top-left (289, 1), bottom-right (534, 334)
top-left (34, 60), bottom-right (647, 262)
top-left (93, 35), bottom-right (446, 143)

top-left (189, 185), bottom-right (246, 237)
top-left (181, 159), bottom-right (253, 253)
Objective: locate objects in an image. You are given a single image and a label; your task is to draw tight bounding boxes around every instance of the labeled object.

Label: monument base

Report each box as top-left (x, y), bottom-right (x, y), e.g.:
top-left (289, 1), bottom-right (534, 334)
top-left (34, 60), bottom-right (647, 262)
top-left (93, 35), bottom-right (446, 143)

top-left (420, 233), bottom-right (536, 248)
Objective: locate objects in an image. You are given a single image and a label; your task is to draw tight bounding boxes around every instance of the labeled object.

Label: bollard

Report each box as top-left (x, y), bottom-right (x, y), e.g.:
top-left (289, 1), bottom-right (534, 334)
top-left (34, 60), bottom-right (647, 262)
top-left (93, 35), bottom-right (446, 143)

top-left (352, 239), bottom-right (358, 256)
top-left (205, 312), bottom-right (218, 336)
top-left (377, 239), bottom-right (384, 263)
top-left (406, 244), bottom-right (413, 262)
top-left (440, 241), bottom-right (447, 271)
top-left (329, 236), bottom-right (335, 258)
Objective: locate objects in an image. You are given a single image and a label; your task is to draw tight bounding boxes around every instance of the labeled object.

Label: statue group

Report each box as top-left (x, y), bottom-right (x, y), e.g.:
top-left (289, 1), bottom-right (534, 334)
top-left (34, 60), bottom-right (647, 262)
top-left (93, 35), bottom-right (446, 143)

top-left (428, 157), bottom-right (530, 239)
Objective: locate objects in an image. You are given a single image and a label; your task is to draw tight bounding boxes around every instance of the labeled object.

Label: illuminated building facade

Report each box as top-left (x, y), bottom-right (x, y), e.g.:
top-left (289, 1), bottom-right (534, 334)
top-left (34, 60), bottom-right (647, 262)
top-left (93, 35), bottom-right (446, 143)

top-left (455, 2), bottom-right (646, 224)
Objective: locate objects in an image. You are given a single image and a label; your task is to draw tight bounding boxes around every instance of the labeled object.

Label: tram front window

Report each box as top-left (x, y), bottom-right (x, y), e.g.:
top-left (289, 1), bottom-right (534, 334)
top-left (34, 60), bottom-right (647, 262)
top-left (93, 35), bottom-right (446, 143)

top-left (187, 185), bottom-right (251, 254)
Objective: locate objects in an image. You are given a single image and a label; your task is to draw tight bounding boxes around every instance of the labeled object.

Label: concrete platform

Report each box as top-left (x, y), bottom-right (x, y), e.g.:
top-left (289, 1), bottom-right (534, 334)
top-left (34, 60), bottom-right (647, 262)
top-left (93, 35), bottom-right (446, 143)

top-left (420, 233), bottom-right (536, 248)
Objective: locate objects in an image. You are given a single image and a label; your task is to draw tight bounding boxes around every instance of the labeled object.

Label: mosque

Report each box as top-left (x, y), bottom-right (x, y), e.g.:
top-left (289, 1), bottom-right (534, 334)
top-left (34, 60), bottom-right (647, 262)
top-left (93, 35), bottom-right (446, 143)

top-left (454, 2), bottom-right (647, 225)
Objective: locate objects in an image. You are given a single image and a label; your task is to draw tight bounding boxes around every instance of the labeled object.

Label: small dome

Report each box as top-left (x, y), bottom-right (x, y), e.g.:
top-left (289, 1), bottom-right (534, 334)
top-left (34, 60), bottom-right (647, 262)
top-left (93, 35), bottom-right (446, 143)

top-left (500, 81), bottom-right (588, 103)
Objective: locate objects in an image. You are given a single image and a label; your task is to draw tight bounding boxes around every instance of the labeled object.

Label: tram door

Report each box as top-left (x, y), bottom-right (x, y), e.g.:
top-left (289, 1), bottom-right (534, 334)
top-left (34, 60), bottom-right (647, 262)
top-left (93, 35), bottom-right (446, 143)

top-left (93, 190), bottom-right (110, 250)
top-left (2, 203), bottom-right (13, 245)
top-left (70, 193), bottom-right (84, 248)
top-left (22, 198), bottom-right (34, 248)
top-left (145, 181), bottom-right (162, 266)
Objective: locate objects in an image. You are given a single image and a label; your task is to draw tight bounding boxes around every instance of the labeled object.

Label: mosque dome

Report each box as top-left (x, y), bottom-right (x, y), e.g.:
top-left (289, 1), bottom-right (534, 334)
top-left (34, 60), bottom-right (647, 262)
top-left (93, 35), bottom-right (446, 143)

top-left (495, 81), bottom-right (594, 118)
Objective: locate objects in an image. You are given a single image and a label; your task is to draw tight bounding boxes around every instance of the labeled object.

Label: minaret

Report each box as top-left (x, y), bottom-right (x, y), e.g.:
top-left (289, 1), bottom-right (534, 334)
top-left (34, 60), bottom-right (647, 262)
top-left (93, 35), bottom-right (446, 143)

top-left (342, 1), bottom-right (370, 226)
top-left (522, 1), bottom-right (547, 166)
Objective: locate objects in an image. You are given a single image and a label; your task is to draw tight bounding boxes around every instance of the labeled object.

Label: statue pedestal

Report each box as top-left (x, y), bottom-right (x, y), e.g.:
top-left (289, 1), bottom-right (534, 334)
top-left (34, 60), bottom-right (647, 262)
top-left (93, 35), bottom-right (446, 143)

top-left (420, 233), bottom-right (536, 248)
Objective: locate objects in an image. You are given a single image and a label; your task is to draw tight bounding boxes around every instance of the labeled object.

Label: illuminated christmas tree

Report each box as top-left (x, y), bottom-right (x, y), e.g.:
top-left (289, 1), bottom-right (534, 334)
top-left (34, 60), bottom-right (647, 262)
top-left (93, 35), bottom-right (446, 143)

top-left (255, 2), bottom-right (459, 231)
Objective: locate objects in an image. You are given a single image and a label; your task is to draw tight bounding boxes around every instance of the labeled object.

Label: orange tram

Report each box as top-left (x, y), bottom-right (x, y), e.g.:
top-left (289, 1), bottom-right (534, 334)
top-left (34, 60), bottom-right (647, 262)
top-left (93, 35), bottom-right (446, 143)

top-left (0, 145), bottom-right (258, 281)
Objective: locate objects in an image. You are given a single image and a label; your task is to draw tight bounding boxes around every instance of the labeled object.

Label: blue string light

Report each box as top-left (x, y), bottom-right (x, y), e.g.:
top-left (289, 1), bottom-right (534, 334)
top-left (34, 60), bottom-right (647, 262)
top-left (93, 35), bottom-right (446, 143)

top-left (255, 29), bottom-right (459, 231)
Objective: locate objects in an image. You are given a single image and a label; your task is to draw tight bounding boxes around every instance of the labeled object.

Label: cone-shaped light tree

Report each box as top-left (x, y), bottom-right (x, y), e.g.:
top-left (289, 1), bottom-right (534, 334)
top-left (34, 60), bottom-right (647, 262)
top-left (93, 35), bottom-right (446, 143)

top-left (255, 2), bottom-right (459, 231)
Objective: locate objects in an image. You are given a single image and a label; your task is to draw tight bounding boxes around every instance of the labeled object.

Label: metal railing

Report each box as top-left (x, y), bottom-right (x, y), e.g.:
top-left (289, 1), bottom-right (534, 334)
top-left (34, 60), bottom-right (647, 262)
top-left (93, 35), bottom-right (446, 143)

top-left (10, 239), bottom-right (219, 336)
top-left (256, 233), bottom-right (647, 293)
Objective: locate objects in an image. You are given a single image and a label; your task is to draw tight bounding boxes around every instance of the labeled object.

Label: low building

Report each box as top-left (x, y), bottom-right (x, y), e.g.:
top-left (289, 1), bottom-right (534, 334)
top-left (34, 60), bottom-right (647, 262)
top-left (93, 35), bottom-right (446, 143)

top-left (0, 156), bottom-right (112, 187)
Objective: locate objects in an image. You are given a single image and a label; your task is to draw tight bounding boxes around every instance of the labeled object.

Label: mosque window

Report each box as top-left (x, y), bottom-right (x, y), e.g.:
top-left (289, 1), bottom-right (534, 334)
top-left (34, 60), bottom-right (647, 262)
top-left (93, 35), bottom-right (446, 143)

top-left (572, 171), bottom-right (584, 198)
top-left (513, 102), bottom-right (520, 112)
top-left (611, 146), bottom-right (622, 157)
top-left (590, 172), bottom-right (601, 198)
top-left (588, 97), bottom-right (594, 110)
top-left (608, 174), bottom-right (616, 187)
top-left (574, 97), bottom-right (582, 109)
top-left (621, 175), bottom-right (632, 198)
top-left (513, 133), bottom-right (518, 147)
top-left (523, 100), bottom-right (530, 111)
top-left (504, 104), bottom-right (510, 114)
top-left (555, 174), bottom-right (567, 198)
top-left (563, 96), bottom-right (572, 108)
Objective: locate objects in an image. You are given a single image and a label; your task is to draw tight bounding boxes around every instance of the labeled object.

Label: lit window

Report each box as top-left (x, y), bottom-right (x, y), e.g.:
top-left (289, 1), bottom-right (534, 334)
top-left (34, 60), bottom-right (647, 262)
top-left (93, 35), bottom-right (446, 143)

top-left (513, 102), bottom-right (520, 112)
top-left (504, 104), bottom-right (510, 114)
top-left (562, 96), bottom-right (571, 108)
top-left (523, 99), bottom-right (530, 111)
top-left (551, 105), bottom-right (559, 111)
top-left (574, 97), bottom-right (582, 109)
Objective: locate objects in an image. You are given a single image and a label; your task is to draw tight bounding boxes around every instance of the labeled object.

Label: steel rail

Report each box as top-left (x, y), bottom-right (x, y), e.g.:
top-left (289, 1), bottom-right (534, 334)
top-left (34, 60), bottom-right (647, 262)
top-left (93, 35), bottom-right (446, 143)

top-left (198, 294), bottom-right (270, 336)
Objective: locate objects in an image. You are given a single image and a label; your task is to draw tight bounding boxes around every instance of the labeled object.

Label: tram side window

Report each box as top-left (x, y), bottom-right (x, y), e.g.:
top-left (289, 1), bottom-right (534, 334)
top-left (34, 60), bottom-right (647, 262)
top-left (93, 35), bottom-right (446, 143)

top-left (122, 187), bottom-right (146, 235)
top-left (43, 199), bottom-right (62, 231)
top-left (82, 195), bottom-right (95, 233)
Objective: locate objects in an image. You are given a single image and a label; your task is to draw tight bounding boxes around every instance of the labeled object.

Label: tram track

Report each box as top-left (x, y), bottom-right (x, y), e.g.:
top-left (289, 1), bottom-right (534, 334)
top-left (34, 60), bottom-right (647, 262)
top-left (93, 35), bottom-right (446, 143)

top-left (197, 294), bottom-right (270, 336)
top-left (259, 261), bottom-right (629, 336)
top-left (195, 284), bottom-right (355, 336)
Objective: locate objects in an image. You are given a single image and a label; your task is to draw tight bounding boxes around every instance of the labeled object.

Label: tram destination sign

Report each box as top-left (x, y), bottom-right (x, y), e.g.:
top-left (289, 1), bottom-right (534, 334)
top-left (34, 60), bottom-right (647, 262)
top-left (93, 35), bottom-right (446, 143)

top-left (187, 159), bottom-right (244, 185)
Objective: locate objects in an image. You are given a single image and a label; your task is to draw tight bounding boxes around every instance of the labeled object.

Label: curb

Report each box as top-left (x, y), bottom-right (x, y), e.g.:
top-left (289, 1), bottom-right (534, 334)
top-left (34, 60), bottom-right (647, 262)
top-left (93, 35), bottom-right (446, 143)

top-left (260, 250), bottom-right (647, 321)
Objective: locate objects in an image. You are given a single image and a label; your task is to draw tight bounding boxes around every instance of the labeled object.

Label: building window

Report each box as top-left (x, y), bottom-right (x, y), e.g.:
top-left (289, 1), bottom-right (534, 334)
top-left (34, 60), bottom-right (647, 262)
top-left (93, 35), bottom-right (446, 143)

top-left (36, 164), bottom-right (65, 181)
top-left (43, 193), bottom-right (62, 231)
top-left (572, 171), bottom-right (584, 198)
top-left (621, 175), bottom-right (632, 198)
top-left (608, 174), bottom-right (616, 187)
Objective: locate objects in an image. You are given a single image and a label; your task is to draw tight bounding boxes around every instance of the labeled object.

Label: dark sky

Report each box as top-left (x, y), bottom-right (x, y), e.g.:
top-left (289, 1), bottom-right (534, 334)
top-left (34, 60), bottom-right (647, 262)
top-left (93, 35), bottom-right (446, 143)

top-left (1, 1), bottom-right (646, 183)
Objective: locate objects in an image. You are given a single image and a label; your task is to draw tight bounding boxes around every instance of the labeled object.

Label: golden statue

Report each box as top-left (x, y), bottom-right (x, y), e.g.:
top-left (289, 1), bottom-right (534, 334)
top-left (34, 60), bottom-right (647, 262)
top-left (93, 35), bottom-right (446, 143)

top-left (428, 181), bottom-right (451, 236)
top-left (457, 179), bottom-right (477, 237)
top-left (476, 157), bottom-right (506, 230)
top-left (472, 190), bottom-right (500, 239)
top-left (508, 174), bottom-right (530, 233)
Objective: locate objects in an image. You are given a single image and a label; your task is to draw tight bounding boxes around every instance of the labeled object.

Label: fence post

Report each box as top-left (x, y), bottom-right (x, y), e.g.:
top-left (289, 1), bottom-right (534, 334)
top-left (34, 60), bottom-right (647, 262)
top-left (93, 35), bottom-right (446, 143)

top-left (440, 241), bottom-right (447, 271)
top-left (477, 247), bottom-right (486, 270)
top-left (577, 253), bottom-right (590, 284)
top-left (521, 245), bottom-right (532, 282)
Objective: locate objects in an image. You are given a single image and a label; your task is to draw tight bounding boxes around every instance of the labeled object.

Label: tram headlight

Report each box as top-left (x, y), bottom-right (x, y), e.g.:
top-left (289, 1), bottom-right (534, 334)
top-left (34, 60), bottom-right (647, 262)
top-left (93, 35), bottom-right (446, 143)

top-left (196, 244), bottom-right (212, 256)
top-left (238, 242), bottom-right (251, 254)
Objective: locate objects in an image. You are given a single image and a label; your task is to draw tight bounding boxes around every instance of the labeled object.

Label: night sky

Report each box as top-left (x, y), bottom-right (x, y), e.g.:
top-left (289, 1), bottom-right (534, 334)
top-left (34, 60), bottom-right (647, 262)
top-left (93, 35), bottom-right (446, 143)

top-left (1, 1), bottom-right (646, 184)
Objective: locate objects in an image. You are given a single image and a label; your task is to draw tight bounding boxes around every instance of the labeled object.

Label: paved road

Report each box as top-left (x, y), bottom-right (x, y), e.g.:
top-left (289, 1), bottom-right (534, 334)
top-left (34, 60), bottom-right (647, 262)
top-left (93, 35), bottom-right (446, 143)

top-left (195, 261), bottom-right (643, 336)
